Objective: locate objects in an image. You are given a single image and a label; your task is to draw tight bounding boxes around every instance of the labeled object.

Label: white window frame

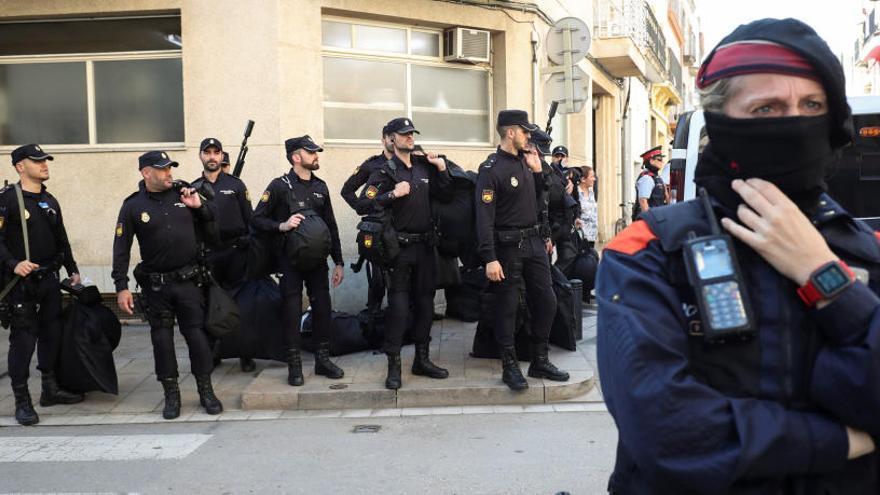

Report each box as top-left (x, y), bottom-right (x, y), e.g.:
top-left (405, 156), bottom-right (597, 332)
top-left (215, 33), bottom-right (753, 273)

top-left (322, 16), bottom-right (493, 147)
top-left (0, 50), bottom-right (184, 153)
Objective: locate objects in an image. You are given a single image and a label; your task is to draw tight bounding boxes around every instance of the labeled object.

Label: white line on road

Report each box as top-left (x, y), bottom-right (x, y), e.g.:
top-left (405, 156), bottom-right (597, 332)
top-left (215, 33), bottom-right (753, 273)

top-left (0, 434), bottom-right (211, 463)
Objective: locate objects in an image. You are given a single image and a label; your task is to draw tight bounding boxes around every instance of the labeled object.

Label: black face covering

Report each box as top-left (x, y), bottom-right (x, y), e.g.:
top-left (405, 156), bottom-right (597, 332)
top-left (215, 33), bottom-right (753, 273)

top-left (695, 111), bottom-right (834, 211)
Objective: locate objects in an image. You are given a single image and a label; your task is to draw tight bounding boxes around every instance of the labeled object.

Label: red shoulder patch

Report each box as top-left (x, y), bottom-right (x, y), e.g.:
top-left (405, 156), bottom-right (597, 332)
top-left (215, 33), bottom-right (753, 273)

top-left (875, 231), bottom-right (880, 244)
top-left (604, 220), bottom-right (658, 255)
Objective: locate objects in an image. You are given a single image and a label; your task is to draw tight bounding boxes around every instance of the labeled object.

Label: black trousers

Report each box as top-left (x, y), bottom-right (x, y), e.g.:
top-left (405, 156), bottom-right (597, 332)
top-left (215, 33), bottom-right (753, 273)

top-left (365, 260), bottom-right (386, 314)
top-left (7, 273), bottom-right (62, 387)
top-left (384, 242), bottom-right (435, 354)
top-left (553, 236), bottom-right (578, 275)
top-left (207, 243), bottom-right (247, 289)
top-left (142, 280), bottom-right (213, 380)
top-left (279, 262), bottom-right (331, 351)
top-left (488, 236), bottom-right (556, 348)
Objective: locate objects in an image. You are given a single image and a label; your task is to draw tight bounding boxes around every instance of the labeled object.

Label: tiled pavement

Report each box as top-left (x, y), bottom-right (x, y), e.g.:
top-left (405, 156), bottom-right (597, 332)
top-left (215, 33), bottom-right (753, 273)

top-left (0, 308), bottom-right (600, 427)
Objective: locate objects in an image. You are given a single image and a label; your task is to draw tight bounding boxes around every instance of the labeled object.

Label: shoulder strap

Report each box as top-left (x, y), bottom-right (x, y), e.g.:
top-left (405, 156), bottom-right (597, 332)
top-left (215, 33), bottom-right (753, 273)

top-left (385, 159), bottom-right (400, 182)
top-left (14, 183), bottom-right (29, 261)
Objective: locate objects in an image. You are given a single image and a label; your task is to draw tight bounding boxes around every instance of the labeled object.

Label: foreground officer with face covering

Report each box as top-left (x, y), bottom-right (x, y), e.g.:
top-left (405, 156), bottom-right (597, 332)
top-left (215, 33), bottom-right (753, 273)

top-left (597, 18), bottom-right (880, 493)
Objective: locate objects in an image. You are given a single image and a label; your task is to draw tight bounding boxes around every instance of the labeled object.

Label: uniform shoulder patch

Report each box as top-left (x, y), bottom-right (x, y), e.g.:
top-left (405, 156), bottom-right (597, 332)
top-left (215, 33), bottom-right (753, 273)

top-left (481, 189), bottom-right (494, 203)
top-left (874, 231), bottom-right (880, 246)
top-left (115, 222), bottom-right (124, 237)
top-left (365, 185), bottom-right (378, 199)
top-left (604, 220), bottom-right (658, 255)
top-left (260, 190), bottom-right (271, 203)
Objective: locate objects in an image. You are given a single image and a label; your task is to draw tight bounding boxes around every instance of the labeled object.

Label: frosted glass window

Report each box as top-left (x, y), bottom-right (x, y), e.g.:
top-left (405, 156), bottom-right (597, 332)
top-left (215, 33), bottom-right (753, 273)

top-left (94, 58), bottom-right (184, 143)
top-left (412, 66), bottom-right (488, 110)
top-left (323, 57), bottom-right (405, 106)
top-left (0, 63), bottom-right (89, 144)
top-left (324, 108), bottom-right (401, 140)
top-left (412, 31), bottom-right (440, 57)
top-left (354, 25), bottom-right (406, 53)
top-left (413, 112), bottom-right (488, 143)
top-left (322, 21), bottom-right (351, 48)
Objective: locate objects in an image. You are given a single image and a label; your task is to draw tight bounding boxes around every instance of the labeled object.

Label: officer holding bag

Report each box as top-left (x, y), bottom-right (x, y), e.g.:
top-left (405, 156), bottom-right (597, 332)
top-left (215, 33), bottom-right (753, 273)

top-left (1, 144), bottom-right (84, 426)
top-left (251, 136), bottom-right (345, 387)
top-left (112, 151), bottom-right (223, 420)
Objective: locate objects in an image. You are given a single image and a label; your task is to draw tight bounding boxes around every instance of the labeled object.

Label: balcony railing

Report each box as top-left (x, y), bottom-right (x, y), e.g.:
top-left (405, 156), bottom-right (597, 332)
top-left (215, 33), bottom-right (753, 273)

top-left (593, 0), bottom-right (668, 74)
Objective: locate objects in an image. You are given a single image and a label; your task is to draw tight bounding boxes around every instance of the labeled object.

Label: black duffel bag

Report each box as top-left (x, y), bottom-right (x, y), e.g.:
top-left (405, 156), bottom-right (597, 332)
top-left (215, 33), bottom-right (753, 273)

top-left (471, 287), bottom-right (532, 361)
top-left (548, 265), bottom-right (582, 351)
top-left (301, 310), bottom-right (372, 356)
top-left (445, 266), bottom-right (486, 322)
top-left (205, 281), bottom-right (241, 339)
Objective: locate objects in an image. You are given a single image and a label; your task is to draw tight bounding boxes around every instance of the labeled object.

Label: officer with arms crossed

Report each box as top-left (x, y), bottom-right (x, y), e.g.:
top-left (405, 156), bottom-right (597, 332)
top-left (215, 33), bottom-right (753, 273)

top-left (251, 136), bottom-right (345, 386)
top-left (598, 18), bottom-right (880, 493)
top-left (340, 123), bottom-right (394, 322)
top-left (632, 145), bottom-right (668, 220)
top-left (475, 110), bottom-right (570, 391)
top-left (192, 138), bottom-right (255, 372)
top-left (1, 144), bottom-right (83, 426)
top-left (113, 151), bottom-right (223, 420)
top-left (360, 117), bottom-right (450, 390)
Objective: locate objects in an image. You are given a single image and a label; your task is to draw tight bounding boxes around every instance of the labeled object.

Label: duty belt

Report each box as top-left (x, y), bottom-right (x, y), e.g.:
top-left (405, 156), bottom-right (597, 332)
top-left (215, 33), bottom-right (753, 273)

top-left (397, 232), bottom-right (432, 245)
top-left (144, 264), bottom-right (202, 286)
top-left (496, 225), bottom-right (542, 241)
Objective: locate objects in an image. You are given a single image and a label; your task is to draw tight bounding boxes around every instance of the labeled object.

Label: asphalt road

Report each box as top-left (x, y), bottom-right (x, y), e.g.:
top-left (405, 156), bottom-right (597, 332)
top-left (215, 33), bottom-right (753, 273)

top-left (0, 410), bottom-right (617, 494)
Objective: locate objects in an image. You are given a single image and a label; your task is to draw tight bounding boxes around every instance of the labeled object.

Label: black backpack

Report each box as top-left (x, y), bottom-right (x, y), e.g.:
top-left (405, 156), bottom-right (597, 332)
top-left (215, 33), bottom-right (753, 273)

top-left (432, 160), bottom-right (477, 259)
top-left (355, 160), bottom-right (402, 266)
top-left (281, 176), bottom-right (331, 271)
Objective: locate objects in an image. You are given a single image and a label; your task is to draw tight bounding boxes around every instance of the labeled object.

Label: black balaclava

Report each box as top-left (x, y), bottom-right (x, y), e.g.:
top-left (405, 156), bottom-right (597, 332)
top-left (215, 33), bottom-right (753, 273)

top-left (694, 18), bottom-right (854, 212)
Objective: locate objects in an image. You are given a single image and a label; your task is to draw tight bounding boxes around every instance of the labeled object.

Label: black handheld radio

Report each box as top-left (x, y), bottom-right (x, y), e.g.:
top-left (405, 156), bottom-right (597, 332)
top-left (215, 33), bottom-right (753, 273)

top-left (682, 189), bottom-right (756, 343)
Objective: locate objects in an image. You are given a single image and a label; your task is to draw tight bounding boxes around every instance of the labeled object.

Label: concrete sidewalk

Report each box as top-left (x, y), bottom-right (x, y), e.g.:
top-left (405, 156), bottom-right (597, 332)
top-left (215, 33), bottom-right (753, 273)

top-left (0, 309), bottom-right (599, 426)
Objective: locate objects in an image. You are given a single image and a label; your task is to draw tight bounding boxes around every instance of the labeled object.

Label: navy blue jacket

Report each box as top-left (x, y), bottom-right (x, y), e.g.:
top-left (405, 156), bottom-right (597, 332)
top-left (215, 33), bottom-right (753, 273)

top-left (597, 194), bottom-right (880, 493)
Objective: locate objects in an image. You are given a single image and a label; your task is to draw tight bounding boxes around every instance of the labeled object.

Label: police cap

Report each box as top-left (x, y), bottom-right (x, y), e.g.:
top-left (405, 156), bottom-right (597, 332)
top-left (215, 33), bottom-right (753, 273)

top-left (200, 137), bottom-right (223, 152)
top-left (11, 144), bottom-right (53, 166)
top-left (529, 129), bottom-right (553, 155)
top-left (285, 135), bottom-right (323, 155)
top-left (385, 117), bottom-right (420, 135)
top-left (138, 151), bottom-right (179, 170)
top-left (552, 145), bottom-right (569, 157)
top-left (220, 151), bottom-right (230, 166)
top-left (640, 145), bottom-right (664, 162)
top-left (497, 110), bottom-right (539, 132)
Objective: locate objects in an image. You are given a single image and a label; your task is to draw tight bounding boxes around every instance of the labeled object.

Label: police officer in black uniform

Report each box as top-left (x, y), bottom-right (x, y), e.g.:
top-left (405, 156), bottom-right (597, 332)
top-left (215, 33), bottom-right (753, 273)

top-left (251, 135), bottom-right (345, 386)
top-left (532, 132), bottom-right (578, 272)
top-left (340, 123), bottom-right (394, 323)
top-left (632, 145), bottom-right (668, 220)
top-left (192, 138), bottom-right (252, 289)
top-left (475, 110), bottom-right (570, 391)
top-left (113, 151), bottom-right (223, 420)
top-left (191, 138), bottom-right (255, 372)
top-left (551, 145), bottom-right (569, 169)
top-left (360, 117), bottom-right (450, 390)
top-left (1, 144), bottom-right (84, 426)
top-left (220, 151), bottom-right (231, 175)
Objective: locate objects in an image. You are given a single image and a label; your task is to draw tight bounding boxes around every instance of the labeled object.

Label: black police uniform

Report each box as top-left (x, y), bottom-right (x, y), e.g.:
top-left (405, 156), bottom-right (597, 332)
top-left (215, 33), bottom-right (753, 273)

top-left (0, 183), bottom-right (78, 386)
top-left (191, 171), bottom-right (252, 288)
top-left (340, 152), bottom-right (390, 319)
top-left (475, 147), bottom-right (557, 350)
top-left (112, 182), bottom-right (217, 380)
top-left (251, 147), bottom-right (344, 386)
top-left (362, 153), bottom-right (450, 354)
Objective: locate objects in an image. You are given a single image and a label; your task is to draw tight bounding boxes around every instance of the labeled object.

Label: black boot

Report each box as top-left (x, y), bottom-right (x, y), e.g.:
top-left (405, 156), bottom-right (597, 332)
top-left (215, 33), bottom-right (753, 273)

top-left (160, 378), bottom-right (181, 420)
top-left (195, 374), bottom-right (223, 415)
top-left (411, 343), bottom-right (448, 379)
top-left (314, 342), bottom-right (344, 379)
top-left (239, 357), bottom-right (256, 372)
top-left (12, 384), bottom-right (39, 426)
top-left (287, 348), bottom-right (304, 386)
top-left (385, 352), bottom-right (402, 390)
top-left (501, 346), bottom-right (529, 391)
top-left (39, 371), bottom-right (84, 406)
top-left (527, 343), bottom-right (570, 382)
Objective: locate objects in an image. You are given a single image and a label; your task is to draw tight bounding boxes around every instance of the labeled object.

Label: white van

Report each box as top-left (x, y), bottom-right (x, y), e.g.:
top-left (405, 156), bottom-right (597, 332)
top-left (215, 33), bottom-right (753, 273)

top-left (668, 96), bottom-right (880, 229)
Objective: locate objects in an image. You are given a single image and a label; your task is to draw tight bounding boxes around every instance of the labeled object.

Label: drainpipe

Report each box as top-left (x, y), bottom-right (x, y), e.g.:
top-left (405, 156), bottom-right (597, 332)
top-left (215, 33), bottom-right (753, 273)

top-left (620, 78), bottom-right (633, 222)
top-left (532, 29), bottom-right (540, 124)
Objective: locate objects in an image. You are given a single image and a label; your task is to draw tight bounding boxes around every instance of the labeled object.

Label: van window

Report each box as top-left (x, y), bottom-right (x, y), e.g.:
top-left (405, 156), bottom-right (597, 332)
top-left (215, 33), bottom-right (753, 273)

top-left (826, 113), bottom-right (880, 227)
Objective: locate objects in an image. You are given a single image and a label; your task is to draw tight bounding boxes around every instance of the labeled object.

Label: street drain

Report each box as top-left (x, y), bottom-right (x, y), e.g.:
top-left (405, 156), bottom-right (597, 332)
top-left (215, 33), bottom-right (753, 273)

top-left (353, 424), bottom-right (381, 433)
top-left (329, 384), bottom-right (348, 390)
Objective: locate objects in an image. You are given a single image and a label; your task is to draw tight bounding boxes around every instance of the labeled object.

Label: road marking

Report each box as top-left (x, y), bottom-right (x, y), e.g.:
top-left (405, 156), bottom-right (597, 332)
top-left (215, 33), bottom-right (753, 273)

top-left (0, 434), bottom-right (211, 463)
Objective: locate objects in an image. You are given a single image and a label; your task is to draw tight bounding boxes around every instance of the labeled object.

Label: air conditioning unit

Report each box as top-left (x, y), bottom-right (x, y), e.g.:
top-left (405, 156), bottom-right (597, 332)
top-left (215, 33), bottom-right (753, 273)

top-left (444, 27), bottom-right (491, 63)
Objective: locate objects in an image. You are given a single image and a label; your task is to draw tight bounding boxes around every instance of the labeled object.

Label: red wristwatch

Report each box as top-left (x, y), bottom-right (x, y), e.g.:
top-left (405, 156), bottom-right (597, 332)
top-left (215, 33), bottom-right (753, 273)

top-left (796, 260), bottom-right (856, 307)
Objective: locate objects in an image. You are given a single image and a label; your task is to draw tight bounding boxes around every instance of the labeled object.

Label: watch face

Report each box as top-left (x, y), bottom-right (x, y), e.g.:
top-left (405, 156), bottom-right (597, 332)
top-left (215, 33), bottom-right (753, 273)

top-left (814, 264), bottom-right (850, 295)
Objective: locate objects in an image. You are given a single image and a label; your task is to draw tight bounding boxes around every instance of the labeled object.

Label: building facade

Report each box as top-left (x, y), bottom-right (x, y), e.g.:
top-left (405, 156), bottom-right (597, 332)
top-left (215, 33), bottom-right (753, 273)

top-left (0, 0), bottom-right (698, 310)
